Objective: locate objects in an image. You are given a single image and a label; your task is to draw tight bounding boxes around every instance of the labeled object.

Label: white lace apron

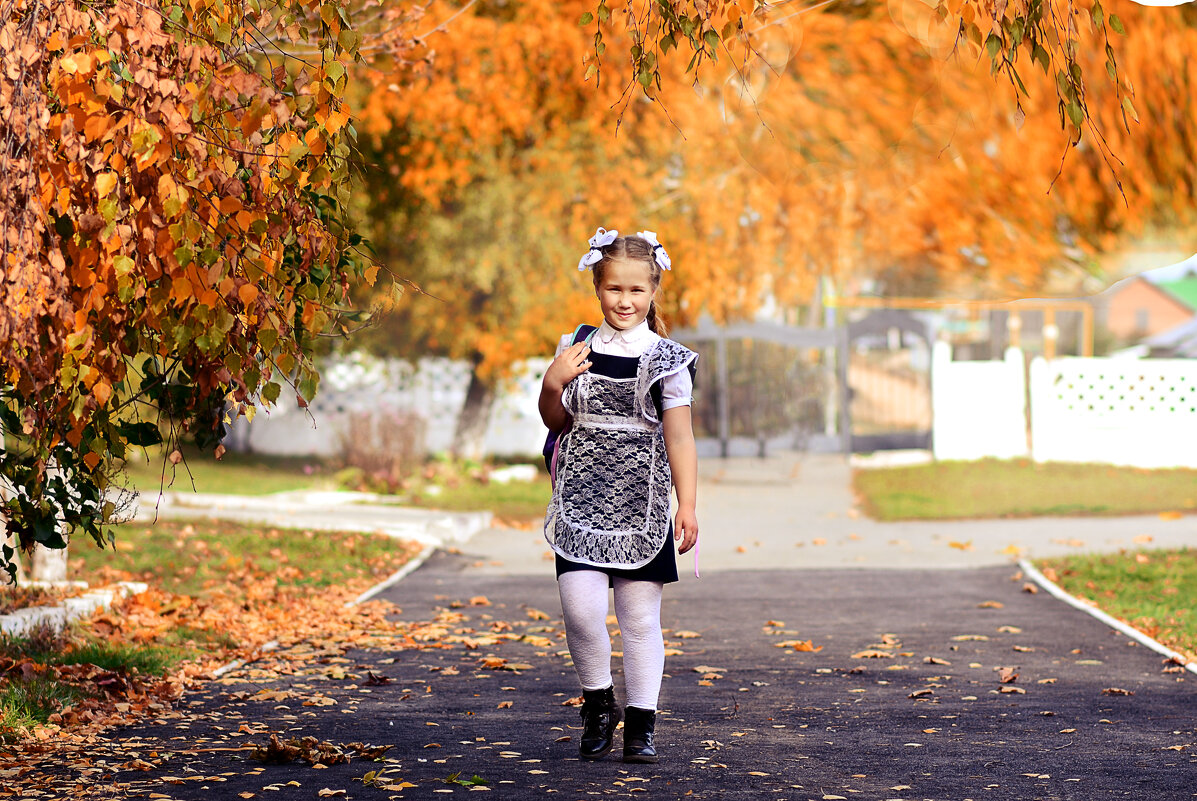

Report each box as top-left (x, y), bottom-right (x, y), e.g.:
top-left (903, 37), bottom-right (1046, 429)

top-left (545, 339), bottom-right (698, 569)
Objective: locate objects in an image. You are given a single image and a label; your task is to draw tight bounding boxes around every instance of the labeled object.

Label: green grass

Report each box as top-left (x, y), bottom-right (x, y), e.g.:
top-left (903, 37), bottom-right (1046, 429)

top-left (0, 632), bottom-right (187, 676)
top-left (1037, 548), bottom-right (1197, 661)
top-left (408, 476), bottom-right (552, 520)
top-left (69, 518), bottom-right (418, 598)
top-left (121, 445), bottom-right (333, 497)
top-left (855, 459), bottom-right (1197, 521)
top-left (0, 673), bottom-right (89, 741)
top-left (0, 624), bottom-right (187, 742)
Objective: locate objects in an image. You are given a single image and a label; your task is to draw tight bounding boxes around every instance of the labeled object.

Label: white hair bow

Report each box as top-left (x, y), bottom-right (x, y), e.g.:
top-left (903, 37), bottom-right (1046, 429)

top-left (577, 227), bottom-right (619, 271)
top-left (636, 230), bottom-right (672, 271)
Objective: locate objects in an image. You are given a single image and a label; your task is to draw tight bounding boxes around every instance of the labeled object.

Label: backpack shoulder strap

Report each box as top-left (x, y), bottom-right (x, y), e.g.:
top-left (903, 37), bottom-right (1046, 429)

top-left (571, 324), bottom-right (598, 345)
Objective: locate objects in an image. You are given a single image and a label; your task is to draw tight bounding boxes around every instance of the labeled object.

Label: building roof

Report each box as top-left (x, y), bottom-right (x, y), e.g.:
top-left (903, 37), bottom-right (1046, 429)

top-left (1155, 277), bottom-right (1197, 311)
top-left (1143, 315), bottom-right (1197, 358)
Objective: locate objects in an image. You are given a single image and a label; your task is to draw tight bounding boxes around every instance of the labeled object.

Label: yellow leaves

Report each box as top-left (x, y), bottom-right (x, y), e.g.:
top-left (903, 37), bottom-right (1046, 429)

top-left (58, 52), bottom-right (94, 76)
top-left (238, 284), bottom-right (260, 306)
top-left (95, 172), bottom-right (118, 199)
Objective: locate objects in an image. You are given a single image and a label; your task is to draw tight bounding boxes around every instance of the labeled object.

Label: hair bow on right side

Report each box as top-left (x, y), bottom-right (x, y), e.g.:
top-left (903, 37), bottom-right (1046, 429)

top-left (636, 230), bottom-right (671, 271)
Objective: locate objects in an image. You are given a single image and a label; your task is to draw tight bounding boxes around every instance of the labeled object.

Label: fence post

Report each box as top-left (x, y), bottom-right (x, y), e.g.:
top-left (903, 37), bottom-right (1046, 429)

top-left (715, 333), bottom-right (729, 458)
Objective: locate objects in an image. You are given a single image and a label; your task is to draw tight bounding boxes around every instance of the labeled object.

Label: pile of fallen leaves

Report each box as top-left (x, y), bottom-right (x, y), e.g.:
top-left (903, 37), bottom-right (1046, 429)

top-left (0, 654), bottom-right (197, 747)
top-left (0, 533), bottom-right (425, 754)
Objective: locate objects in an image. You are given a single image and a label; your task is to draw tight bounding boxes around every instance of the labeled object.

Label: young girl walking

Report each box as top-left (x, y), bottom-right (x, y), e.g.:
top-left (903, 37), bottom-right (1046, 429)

top-left (539, 227), bottom-right (699, 764)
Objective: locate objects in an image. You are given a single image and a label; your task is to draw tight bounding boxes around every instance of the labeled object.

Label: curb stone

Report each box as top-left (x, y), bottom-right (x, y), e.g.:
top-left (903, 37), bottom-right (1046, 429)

top-left (0, 581), bottom-right (149, 638)
top-left (1019, 557), bottom-right (1197, 675)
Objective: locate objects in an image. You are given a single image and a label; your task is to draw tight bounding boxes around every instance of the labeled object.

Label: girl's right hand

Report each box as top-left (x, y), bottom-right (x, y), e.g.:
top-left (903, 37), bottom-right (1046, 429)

top-left (543, 342), bottom-right (592, 391)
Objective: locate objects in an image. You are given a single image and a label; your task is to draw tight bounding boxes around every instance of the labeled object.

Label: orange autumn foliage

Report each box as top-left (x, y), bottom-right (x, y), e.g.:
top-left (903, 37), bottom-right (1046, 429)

top-left (0, 0), bottom-right (376, 572)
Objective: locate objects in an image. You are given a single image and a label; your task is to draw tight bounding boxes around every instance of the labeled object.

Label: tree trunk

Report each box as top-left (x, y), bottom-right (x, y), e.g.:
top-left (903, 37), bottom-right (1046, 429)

top-left (29, 542), bottom-right (69, 583)
top-left (451, 364), bottom-right (496, 461)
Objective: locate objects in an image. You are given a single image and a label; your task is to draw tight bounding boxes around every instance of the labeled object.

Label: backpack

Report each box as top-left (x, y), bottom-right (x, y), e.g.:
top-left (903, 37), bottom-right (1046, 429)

top-left (543, 324), bottom-right (598, 484)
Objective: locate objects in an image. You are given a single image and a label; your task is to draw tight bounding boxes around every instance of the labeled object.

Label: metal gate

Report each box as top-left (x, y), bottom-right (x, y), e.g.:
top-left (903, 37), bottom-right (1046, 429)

top-left (838, 309), bottom-right (932, 453)
top-left (672, 318), bottom-right (841, 457)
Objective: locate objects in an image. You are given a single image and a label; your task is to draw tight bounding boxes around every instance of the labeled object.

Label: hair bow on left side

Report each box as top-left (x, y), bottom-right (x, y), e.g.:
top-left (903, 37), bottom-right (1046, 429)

top-left (636, 230), bottom-right (671, 271)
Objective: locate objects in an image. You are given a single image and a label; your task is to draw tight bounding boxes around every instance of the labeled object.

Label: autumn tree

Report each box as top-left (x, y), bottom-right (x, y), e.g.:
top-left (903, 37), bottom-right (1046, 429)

top-left (0, 0), bottom-right (396, 579)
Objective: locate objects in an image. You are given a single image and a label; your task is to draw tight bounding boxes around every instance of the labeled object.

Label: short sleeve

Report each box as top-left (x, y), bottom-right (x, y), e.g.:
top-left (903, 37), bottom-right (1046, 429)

top-left (554, 334), bottom-right (572, 358)
top-left (659, 367), bottom-right (694, 410)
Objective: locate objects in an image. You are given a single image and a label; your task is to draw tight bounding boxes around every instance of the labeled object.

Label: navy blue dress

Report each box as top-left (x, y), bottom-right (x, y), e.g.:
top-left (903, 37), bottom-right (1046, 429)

top-left (554, 350), bottom-right (679, 585)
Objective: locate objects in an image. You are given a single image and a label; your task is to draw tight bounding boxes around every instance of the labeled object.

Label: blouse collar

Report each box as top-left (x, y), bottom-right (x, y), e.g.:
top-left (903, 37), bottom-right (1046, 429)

top-left (596, 319), bottom-right (653, 346)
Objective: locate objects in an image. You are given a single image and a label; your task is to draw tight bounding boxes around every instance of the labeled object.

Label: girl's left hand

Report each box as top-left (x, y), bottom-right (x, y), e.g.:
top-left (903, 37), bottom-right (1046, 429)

top-left (674, 508), bottom-right (699, 554)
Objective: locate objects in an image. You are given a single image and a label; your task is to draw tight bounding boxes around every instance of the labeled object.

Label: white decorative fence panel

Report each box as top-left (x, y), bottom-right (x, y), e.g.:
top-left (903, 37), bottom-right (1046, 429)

top-left (931, 343), bottom-right (1029, 461)
top-left (1029, 356), bottom-right (1197, 468)
top-left (225, 356), bottom-right (548, 459)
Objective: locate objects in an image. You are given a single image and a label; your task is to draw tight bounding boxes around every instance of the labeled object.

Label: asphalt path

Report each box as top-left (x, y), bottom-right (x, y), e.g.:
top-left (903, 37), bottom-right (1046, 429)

top-left (75, 550), bottom-right (1195, 801)
top-left (22, 455), bottom-right (1196, 800)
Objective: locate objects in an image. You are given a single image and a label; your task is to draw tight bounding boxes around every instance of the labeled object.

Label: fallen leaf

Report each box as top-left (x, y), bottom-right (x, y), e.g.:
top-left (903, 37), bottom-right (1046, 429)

top-left (999, 686), bottom-right (1026, 694)
top-left (693, 665), bottom-right (729, 673)
top-left (1022, 583), bottom-right (1039, 594)
top-left (948, 540), bottom-right (974, 551)
top-left (674, 630), bottom-right (702, 639)
top-left (977, 600), bottom-right (1004, 609)
top-left (525, 608), bottom-right (551, 620)
top-left (469, 596), bottom-right (491, 606)
top-left (1102, 687), bottom-right (1134, 696)
top-left (924, 656), bottom-right (951, 665)
top-left (317, 791), bottom-right (346, 798)
top-left (851, 649), bottom-right (893, 659)
top-left (908, 688), bottom-right (934, 698)
top-left (497, 701), bottom-right (513, 709)
top-left (1159, 511), bottom-right (1183, 521)
top-left (997, 625), bottom-right (1022, 634)
top-left (811, 538), bottom-right (827, 546)
top-left (997, 667), bottom-right (1019, 683)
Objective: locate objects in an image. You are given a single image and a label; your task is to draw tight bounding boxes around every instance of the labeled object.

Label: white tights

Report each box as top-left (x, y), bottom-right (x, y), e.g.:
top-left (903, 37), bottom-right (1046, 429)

top-left (558, 571), bottom-right (665, 710)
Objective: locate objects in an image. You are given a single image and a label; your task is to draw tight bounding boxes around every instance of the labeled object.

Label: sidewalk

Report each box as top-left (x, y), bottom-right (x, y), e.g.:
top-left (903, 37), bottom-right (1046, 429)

top-left (463, 454), bottom-right (1197, 574)
top-left (12, 455), bottom-right (1195, 800)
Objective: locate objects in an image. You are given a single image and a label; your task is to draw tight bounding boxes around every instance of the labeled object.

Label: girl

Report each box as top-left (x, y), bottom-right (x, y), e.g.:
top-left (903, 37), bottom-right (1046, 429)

top-left (539, 227), bottom-right (699, 764)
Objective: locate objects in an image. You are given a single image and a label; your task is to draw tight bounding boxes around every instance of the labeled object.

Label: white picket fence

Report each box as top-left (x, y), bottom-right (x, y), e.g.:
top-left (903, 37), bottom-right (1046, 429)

top-left (933, 344), bottom-right (1197, 468)
top-left (931, 342), bottom-right (1028, 461)
top-left (225, 354), bottom-right (551, 459)
top-left (1028, 356), bottom-right (1197, 469)
top-left (232, 349), bottom-right (1197, 468)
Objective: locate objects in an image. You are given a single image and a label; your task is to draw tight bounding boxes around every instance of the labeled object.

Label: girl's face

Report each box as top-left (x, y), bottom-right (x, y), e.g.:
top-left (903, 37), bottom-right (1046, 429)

top-left (595, 259), bottom-right (658, 330)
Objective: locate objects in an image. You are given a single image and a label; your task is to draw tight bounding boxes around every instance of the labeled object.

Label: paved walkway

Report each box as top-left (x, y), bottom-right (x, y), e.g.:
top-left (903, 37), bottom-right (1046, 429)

top-left (35, 455), bottom-right (1197, 800)
top-left (466, 454), bottom-right (1197, 573)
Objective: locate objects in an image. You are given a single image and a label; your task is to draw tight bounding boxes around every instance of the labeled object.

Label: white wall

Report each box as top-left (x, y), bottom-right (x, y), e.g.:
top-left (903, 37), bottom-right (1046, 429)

top-left (931, 342), bottom-right (1029, 461)
top-left (1029, 356), bottom-right (1197, 468)
top-left (226, 355), bottom-right (549, 459)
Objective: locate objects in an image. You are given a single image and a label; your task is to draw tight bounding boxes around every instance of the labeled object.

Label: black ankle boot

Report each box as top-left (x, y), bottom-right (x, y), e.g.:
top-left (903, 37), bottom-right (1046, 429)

top-left (578, 687), bottom-right (621, 760)
top-left (622, 706), bottom-right (658, 763)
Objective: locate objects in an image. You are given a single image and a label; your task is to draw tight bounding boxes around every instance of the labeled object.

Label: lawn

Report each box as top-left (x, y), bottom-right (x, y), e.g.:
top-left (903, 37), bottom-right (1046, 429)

top-left (408, 476), bottom-right (551, 521)
top-left (69, 518), bottom-right (422, 599)
top-left (855, 459), bottom-right (1197, 521)
top-left (120, 445), bottom-right (333, 497)
top-left (1036, 548), bottom-right (1197, 662)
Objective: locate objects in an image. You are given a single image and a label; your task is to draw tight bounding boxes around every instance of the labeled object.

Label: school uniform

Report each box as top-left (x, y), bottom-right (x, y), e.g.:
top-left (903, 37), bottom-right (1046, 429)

top-left (545, 320), bottom-right (698, 585)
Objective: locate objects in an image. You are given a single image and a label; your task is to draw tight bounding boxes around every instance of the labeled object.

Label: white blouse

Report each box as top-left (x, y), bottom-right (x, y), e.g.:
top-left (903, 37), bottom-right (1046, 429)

top-left (555, 320), bottom-right (693, 411)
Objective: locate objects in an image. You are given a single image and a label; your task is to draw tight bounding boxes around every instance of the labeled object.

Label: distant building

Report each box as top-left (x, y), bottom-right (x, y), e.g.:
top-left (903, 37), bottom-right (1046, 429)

top-left (1099, 274), bottom-right (1197, 342)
